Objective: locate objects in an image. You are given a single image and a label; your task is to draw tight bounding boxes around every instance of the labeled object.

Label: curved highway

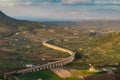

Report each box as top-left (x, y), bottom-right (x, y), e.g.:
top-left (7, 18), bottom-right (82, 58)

top-left (4, 40), bottom-right (75, 77)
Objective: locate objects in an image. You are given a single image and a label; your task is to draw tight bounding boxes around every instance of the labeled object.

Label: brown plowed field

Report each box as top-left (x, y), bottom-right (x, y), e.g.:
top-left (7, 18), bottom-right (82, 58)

top-left (84, 73), bottom-right (115, 80)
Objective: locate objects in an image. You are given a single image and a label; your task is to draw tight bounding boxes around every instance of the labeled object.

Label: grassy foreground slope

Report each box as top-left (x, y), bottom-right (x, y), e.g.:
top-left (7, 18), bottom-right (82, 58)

top-left (15, 69), bottom-right (107, 80)
top-left (17, 69), bottom-right (76, 80)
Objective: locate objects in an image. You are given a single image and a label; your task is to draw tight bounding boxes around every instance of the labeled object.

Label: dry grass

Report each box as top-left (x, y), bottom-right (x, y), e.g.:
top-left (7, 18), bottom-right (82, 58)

top-left (115, 74), bottom-right (120, 80)
top-left (84, 73), bottom-right (115, 80)
top-left (0, 27), bottom-right (9, 32)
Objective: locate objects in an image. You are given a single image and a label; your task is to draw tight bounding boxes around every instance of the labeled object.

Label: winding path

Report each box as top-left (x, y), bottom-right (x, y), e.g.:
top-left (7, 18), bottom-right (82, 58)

top-left (4, 40), bottom-right (75, 78)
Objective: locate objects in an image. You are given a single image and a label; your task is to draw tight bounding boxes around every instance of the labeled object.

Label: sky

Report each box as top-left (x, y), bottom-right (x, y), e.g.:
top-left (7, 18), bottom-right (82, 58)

top-left (0, 0), bottom-right (120, 21)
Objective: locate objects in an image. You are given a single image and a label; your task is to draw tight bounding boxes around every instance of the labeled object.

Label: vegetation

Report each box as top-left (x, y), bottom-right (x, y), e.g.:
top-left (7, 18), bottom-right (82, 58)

top-left (0, 11), bottom-right (70, 74)
top-left (0, 11), bottom-right (44, 38)
top-left (0, 75), bottom-right (4, 79)
top-left (14, 69), bottom-right (107, 80)
top-left (1, 10), bottom-right (120, 78)
top-left (52, 32), bottom-right (120, 67)
top-left (15, 69), bottom-right (77, 80)
top-left (80, 70), bottom-right (107, 75)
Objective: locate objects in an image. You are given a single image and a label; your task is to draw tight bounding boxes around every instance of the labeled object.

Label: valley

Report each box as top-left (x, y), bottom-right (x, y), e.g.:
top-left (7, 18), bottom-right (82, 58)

top-left (1, 11), bottom-right (120, 80)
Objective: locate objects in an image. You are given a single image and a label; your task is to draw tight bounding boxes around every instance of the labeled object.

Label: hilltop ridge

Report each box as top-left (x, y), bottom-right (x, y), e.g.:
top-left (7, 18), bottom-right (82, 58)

top-left (0, 10), bottom-right (8, 17)
top-left (0, 11), bottom-right (43, 37)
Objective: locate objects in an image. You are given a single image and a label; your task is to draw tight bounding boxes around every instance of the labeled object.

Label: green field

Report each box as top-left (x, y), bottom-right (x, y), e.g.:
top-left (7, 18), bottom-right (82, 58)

top-left (15, 69), bottom-right (77, 80)
top-left (52, 32), bottom-right (120, 67)
top-left (0, 69), bottom-right (108, 80)
top-left (0, 31), bottom-right (69, 69)
top-left (0, 75), bottom-right (3, 80)
top-left (10, 69), bottom-right (107, 80)
top-left (80, 70), bottom-right (107, 75)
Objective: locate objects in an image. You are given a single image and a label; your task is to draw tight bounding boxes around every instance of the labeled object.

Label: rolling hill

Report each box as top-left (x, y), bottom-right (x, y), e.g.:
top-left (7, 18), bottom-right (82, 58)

top-left (0, 10), bottom-right (43, 37)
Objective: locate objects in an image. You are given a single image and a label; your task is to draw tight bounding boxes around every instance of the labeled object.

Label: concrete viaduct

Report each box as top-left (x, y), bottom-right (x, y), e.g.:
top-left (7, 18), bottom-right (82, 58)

top-left (4, 40), bottom-right (75, 77)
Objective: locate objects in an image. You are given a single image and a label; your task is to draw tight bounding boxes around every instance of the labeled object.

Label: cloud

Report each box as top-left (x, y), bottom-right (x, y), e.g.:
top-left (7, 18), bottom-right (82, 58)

top-left (51, 7), bottom-right (120, 19)
top-left (52, 10), bottom-right (91, 19)
top-left (61, 0), bottom-right (120, 5)
top-left (94, 0), bottom-right (120, 5)
top-left (1, 0), bottom-right (120, 7)
top-left (0, 0), bottom-right (120, 20)
top-left (61, 0), bottom-right (92, 4)
top-left (0, 0), bottom-right (53, 6)
top-left (0, 1), bottom-right (33, 6)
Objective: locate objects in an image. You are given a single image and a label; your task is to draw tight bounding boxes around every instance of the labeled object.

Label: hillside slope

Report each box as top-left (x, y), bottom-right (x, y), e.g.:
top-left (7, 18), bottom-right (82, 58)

top-left (0, 11), bottom-right (43, 37)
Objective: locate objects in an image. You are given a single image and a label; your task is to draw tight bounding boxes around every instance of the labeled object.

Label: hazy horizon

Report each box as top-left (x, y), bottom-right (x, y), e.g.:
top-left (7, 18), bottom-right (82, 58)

top-left (0, 0), bottom-right (120, 21)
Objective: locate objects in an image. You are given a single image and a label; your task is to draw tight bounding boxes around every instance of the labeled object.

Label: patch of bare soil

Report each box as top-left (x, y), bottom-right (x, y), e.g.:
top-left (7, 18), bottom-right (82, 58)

top-left (51, 68), bottom-right (72, 78)
top-left (0, 48), bottom-right (15, 52)
top-left (84, 73), bottom-right (115, 80)
top-left (0, 40), bottom-right (8, 45)
top-left (115, 74), bottom-right (120, 80)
